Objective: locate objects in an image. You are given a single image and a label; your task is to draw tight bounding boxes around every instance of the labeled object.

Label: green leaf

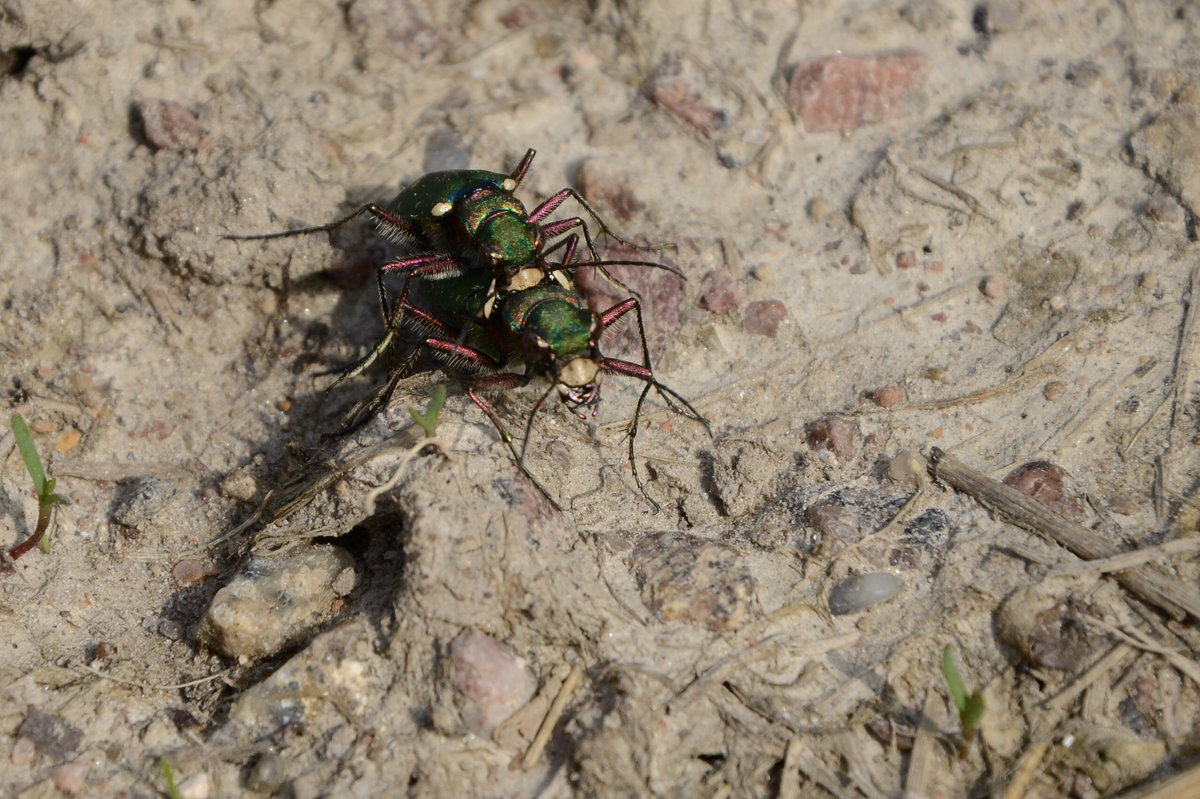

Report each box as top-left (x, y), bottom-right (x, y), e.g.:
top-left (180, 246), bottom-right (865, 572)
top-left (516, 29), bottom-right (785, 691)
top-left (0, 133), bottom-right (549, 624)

top-left (11, 414), bottom-right (47, 495)
top-left (962, 692), bottom-right (986, 728)
top-left (408, 384), bottom-right (447, 438)
top-left (941, 644), bottom-right (969, 713)
top-left (160, 757), bottom-right (183, 799)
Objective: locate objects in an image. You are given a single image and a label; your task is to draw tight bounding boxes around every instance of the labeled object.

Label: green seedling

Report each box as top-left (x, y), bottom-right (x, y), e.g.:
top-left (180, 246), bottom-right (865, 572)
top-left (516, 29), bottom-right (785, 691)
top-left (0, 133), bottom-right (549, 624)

top-left (408, 383), bottom-right (447, 438)
top-left (360, 385), bottom-right (453, 516)
top-left (159, 757), bottom-right (183, 799)
top-left (7, 413), bottom-right (70, 560)
top-left (941, 644), bottom-right (985, 755)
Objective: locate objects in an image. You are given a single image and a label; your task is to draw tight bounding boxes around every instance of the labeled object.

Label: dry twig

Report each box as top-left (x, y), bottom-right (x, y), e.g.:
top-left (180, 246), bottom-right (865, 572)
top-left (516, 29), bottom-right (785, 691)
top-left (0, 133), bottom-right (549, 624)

top-left (927, 448), bottom-right (1200, 621)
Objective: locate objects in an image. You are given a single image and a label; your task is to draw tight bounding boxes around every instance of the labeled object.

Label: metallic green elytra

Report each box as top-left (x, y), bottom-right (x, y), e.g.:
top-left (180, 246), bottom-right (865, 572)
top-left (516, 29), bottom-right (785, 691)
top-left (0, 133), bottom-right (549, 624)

top-left (373, 165), bottom-right (540, 277)
top-left (227, 148), bottom-right (678, 383)
top-left (397, 268), bottom-right (710, 511)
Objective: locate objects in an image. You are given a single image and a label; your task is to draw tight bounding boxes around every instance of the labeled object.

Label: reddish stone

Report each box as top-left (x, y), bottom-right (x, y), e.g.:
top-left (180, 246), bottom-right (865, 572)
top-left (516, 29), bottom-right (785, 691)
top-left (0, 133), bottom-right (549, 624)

top-left (742, 299), bottom-right (788, 337)
top-left (631, 532), bottom-right (755, 631)
top-left (575, 242), bottom-right (686, 354)
top-left (806, 416), bottom-right (860, 460)
top-left (787, 51), bottom-right (930, 133)
top-left (871, 385), bottom-right (905, 407)
top-left (1003, 461), bottom-right (1085, 522)
top-left (575, 161), bottom-right (646, 223)
top-left (498, 5), bottom-right (535, 28)
top-left (650, 81), bottom-right (727, 137)
top-left (700, 269), bottom-right (740, 313)
top-left (138, 99), bottom-right (202, 152)
top-left (980, 274), bottom-right (1008, 299)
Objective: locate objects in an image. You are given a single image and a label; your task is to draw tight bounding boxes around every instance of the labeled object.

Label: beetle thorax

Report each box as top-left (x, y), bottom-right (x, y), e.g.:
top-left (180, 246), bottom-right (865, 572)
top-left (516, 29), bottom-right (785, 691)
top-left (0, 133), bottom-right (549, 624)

top-left (477, 211), bottom-right (540, 270)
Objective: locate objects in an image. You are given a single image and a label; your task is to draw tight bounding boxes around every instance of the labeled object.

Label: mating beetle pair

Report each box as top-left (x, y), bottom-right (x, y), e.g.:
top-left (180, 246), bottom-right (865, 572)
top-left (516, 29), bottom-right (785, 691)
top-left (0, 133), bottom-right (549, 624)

top-left (229, 149), bottom-right (708, 509)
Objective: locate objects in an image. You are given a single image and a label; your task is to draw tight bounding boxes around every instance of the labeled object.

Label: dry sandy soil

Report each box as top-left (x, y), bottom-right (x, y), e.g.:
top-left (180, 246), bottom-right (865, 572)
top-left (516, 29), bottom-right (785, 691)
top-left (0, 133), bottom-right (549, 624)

top-left (3, 0), bottom-right (1200, 796)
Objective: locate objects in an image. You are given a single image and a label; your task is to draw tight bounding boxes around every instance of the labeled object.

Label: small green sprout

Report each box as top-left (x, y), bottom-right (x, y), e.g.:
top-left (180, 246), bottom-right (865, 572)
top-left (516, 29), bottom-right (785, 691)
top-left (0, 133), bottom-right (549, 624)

top-left (941, 644), bottom-right (985, 754)
top-left (7, 413), bottom-right (70, 560)
top-left (408, 384), bottom-right (447, 438)
top-left (160, 757), bottom-right (183, 799)
top-left (361, 385), bottom-right (451, 515)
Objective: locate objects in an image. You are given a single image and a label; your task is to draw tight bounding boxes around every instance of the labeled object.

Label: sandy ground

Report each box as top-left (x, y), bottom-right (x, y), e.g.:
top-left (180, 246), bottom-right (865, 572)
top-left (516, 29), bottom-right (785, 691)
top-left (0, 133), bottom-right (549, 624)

top-left (3, 0), bottom-right (1200, 796)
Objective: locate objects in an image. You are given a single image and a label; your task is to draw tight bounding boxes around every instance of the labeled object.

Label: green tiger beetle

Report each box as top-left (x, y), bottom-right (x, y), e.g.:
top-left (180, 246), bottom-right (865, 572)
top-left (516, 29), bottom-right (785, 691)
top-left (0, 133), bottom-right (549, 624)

top-left (226, 149), bottom-right (678, 381)
top-left (394, 265), bottom-right (710, 512)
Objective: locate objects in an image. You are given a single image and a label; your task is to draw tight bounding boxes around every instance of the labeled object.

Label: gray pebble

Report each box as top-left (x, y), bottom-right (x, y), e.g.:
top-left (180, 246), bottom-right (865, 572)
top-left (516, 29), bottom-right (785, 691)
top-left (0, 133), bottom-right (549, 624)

top-left (828, 572), bottom-right (905, 615)
top-left (111, 475), bottom-right (176, 527)
top-left (246, 752), bottom-right (287, 793)
top-left (201, 545), bottom-right (354, 659)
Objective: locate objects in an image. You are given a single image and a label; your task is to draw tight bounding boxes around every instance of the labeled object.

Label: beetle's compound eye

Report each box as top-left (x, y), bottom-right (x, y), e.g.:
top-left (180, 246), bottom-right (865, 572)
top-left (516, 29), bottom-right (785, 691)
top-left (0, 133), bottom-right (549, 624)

top-left (502, 178), bottom-right (517, 191)
top-left (431, 201), bottom-right (453, 217)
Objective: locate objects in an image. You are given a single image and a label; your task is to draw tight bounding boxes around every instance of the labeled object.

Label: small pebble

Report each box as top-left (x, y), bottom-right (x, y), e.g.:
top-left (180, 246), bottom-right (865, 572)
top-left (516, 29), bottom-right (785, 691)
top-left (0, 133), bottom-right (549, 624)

top-left (828, 573), bottom-right (905, 615)
top-left (52, 761), bottom-right (88, 794)
top-left (787, 50), bottom-right (930, 133)
top-left (871, 385), bottom-right (905, 407)
top-left (806, 416), bottom-right (860, 460)
top-left (138, 99), bottom-right (202, 152)
top-left (742, 300), bottom-right (789, 337)
top-left (895, 250), bottom-right (918, 270)
top-left (158, 619), bottom-right (183, 641)
top-left (449, 629), bottom-right (538, 738)
top-left (1047, 294), bottom-right (1067, 311)
top-left (331, 566), bottom-right (357, 597)
top-left (1003, 461), bottom-right (1085, 521)
top-left (980, 274), bottom-right (1008, 299)
top-left (54, 430), bottom-right (82, 452)
top-left (632, 532), bottom-right (756, 631)
top-left (1043, 380), bottom-right (1068, 401)
top-left (1108, 494), bottom-right (1139, 516)
top-left (806, 196), bottom-right (835, 222)
top-left (201, 544), bottom-right (354, 659)
top-left (247, 752), bottom-right (287, 793)
top-left (804, 499), bottom-right (865, 543)
top-left (177, 771), bottom-right (211, 799)
top-left (173, 559), bottom-right (216, 585)
top-left (18, 707), bottom-right (81, 759)
top-left (10, 736), bottom-right (35, 766)
top-left (700, 269), bottom-right (740, 313)
top-left (574, 161), bottom-right (645, 223)
top-left (887, 450), bottom-right (926, 488)
top-left (649, 81), bottom-right (729, 137)
top-left (220, 469), bottom-right (257, 502)
top-left (111, 475), bottom-right (176, 527)
top-left (997, 588), bottom-right (1093, 670)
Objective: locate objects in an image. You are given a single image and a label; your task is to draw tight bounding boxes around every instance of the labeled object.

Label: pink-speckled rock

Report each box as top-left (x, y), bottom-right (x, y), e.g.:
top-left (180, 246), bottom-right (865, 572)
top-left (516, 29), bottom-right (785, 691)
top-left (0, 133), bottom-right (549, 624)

top-left (138, 99), bottom-right (203, 152)
top-left (449, 628), bottom-right (537, 738)
top-left (742, 299), bottom-right (789, 337)
top-left (787, 51), bottom-right (931, 133)
top-left (631, 532), bottom-right (755, 631)
top-left (575, 243), bottom-right (686, 354)
top-left (700, 269), bottom-right (740, 313)
top-left (1003, 461), bottom-right (1086, 522)
top-left (806, 416), bottom-right (861, 460)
